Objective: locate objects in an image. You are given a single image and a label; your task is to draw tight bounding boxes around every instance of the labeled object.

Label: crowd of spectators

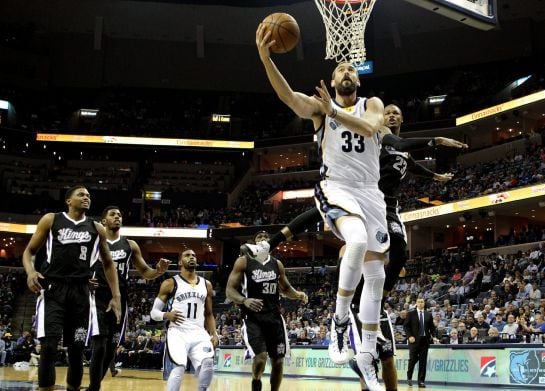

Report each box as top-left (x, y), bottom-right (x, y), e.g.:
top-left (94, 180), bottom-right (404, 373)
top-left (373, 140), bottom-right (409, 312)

top-left (399, 142), bottom-right (545, 211)
top-left (2, 242), bottom-right (545, 370)
top-left (0, 271), bottom-right (32, 366)
top-left (3, 129), bottom-right (545, 234)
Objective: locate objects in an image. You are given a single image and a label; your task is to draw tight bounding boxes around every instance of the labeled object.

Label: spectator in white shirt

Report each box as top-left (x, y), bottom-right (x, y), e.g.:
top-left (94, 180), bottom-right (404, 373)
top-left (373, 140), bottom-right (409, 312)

top-left (502, 314), bottom-right (519, 336)
top-left (530, 282), bottom-right (542, 301)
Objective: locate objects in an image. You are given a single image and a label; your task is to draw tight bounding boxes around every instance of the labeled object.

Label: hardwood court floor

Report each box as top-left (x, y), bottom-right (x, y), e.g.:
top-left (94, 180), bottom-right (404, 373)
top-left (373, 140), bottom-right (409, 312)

top-left (0, 366), bottom-right (520, 390)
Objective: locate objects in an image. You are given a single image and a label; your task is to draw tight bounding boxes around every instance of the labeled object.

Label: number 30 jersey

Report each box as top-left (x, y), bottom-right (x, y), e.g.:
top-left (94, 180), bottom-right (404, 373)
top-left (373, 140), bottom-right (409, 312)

top-left (167, 275), bottom-right (208, 332)
top-left (242, 256), bottom-right (281, 316)
top-left (316, 98), bottom-right (381, 184)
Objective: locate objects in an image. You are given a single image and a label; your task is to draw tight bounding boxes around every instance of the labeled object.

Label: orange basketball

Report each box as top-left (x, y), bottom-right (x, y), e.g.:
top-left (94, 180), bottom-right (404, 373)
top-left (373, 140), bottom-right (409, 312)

top-left (262, 13), bottom-right (300, 54)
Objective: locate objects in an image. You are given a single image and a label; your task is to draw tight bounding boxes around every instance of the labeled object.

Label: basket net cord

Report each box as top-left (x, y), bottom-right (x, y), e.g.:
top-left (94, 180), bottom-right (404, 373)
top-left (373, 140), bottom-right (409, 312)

top-left (313, 0), bottom-right (377, 65)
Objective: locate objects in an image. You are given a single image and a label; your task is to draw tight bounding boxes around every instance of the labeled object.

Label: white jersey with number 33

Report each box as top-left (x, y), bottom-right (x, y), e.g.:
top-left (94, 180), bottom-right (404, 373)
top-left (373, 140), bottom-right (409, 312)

top-left (317, 97), bottom-right (381, 184)
top-left (169, 274), bottom-right (207, 332)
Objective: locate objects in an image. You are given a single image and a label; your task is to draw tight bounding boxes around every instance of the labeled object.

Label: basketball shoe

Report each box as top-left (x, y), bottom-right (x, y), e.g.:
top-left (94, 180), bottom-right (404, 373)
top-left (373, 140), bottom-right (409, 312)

top-left (328, 314), bottom-right (350, 364)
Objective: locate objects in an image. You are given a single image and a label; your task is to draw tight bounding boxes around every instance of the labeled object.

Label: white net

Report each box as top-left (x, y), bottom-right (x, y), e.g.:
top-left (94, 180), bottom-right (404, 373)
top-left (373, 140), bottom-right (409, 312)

top-left (313, 0), bottom-right (377, 66)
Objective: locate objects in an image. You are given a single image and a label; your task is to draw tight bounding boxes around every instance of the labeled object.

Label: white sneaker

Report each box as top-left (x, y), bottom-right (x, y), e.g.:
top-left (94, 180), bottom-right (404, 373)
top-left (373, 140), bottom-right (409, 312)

top-left (356, 351), bottom-right (384, 391)
top-left (328, 315), bottom-right (350, 364)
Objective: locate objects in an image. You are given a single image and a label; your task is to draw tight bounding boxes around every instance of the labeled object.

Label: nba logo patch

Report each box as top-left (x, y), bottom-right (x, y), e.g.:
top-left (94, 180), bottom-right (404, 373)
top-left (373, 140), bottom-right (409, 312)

top-left (223, 353), bottom-right (231, 367)
top-left (541, 352), bottom-right (545, 362)
top-left (480, 356), bottom-right (497, 377)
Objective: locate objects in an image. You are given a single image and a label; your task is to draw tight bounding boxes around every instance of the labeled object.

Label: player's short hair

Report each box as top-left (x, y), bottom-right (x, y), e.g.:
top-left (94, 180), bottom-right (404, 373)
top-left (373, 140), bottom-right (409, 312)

top-left (179, 248), bottom-right (195, 260)
top-left (101, 205), bottom-right (121, 219)
top-left (64, 184), bottom-right (87, 200)
top-left (254, 230), bottom-right (269, 241)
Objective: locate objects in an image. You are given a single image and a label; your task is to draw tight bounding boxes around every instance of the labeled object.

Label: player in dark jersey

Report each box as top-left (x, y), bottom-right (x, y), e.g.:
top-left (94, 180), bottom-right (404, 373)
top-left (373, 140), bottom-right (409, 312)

top-left (22, 185), bottom-right (121, 391)
top-left (85, 206), bottom-right (170, 391)
top-left (226, 231), bottom-right (308, 391)
top-left (378, 104), bottom-right (466, 300)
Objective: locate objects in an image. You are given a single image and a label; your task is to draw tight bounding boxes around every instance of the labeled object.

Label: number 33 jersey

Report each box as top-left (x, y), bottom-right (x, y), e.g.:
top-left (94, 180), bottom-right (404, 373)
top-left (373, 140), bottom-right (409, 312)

top-left (168, 275), bottom-right (208, 332)
top-left (242, 256), bottom-right (281, 317)
top-left (317, 97), bottom-right (381, 184)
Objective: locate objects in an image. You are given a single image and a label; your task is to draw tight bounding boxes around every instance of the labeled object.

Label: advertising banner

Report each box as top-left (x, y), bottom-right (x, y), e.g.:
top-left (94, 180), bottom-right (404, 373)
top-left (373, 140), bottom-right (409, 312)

top-left (216, 346), bottom-right (545, 386)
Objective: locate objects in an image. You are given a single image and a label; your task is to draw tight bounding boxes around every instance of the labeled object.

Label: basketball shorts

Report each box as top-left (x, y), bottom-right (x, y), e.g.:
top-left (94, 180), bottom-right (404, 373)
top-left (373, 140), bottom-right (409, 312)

top-left (242, 312), bottom-right (290, 359)
top-left (315, 180), bottom-right (389, 253)
top-left (89, 287), bottom-right (128, 346)
top-left (163, 326), bottom-right (214, 378)
top-left (349, 307), bottom-right (396, 360)
top-left (35, 280), bottom-right (90, 345)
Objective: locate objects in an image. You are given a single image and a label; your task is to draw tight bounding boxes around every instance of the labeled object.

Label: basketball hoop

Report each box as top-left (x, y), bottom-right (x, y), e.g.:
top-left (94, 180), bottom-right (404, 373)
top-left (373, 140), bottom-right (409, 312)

top-left (314, 0), bottom-right (377, 66)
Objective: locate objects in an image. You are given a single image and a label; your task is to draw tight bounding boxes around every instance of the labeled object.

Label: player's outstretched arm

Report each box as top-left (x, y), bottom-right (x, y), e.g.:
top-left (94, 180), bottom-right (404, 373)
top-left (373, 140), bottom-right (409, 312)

top-left (23, 213), bottom-right (54, 293)
top-left (256, 24), bottom-right (322, 123)
top-left (204, 280), bottom-right (219, 348)
top-left (277, 260), bottom-right (308, 304)
top-left (382, 134), bottom-right (468, 152)
top-left (435, 137), bottom-right (468, 149)
top-left (129, 239), bottom-right (170, 279)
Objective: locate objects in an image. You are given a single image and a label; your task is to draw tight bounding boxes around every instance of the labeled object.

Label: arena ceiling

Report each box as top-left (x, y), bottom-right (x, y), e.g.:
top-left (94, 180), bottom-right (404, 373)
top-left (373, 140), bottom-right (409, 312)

top-left (1, 0), bottom-right (544, 44)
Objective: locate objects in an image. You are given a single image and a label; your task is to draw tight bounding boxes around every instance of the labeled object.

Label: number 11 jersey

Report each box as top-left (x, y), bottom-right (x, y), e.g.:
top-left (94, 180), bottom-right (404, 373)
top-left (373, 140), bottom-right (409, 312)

top-left (168, 274), bottom-right (208, 332)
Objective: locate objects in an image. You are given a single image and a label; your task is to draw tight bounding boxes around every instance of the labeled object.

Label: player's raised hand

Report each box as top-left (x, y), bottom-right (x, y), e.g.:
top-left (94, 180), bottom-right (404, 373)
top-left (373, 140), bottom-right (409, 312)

top-left (313, 80), bottom-right (334, 117)
top-left (27, 271), bottom-right (44, 294)
top-left (164, 310), bottom-right (185, 326)
top-left (435, 137), bottom-right (468, 149)
top-left (256, 23), bottom-right (275, 62)
top-left (433, 173), bottom-right (454, 182)
top-left (156, 258), bottom-right (171, 274)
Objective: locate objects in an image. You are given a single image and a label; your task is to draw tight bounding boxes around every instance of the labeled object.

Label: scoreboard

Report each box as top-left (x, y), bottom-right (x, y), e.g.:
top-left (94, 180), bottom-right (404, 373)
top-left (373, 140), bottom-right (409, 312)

top-left (403, 0), bottom-right (498, 30)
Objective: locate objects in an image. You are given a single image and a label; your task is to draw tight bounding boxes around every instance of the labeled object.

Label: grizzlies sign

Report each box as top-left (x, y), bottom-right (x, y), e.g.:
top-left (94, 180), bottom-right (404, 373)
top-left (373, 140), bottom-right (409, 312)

top-left (509, 350), bottom-right (545, 385)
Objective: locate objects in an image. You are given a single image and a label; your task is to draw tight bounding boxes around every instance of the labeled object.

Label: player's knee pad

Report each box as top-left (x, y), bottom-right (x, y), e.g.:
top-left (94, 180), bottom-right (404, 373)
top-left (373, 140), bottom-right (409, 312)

top-left (197, 357), bottom-right (214, 390)
top-left (362, 260), bottom-right (386, 301)
top-left (166, 365), bottom-right (185, 391)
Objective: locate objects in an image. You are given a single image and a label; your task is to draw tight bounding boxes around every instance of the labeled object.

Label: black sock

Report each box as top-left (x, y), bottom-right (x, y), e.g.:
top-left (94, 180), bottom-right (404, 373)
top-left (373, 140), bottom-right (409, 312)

top-left (252, 379), bottom-right (262, 391)
top-left (269, 208), bottom-right (322, 250)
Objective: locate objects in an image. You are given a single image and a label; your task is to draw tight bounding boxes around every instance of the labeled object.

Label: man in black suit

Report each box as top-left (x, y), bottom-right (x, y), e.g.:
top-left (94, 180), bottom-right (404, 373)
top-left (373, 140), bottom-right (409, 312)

top-left (404, 298), bottom-right (436, 388)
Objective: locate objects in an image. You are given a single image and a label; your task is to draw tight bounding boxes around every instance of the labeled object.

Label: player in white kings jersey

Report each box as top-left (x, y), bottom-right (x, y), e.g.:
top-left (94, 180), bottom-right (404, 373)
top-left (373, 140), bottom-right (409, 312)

top-left (257, 24), bottom-right (388, 391)
top-left (151, 249), bottom-right (218, 391)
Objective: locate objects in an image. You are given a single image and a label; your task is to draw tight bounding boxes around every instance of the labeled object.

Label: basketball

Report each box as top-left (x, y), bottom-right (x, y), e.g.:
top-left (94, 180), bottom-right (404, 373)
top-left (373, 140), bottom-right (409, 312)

top-left (262, 13), bottom-right (300, 54)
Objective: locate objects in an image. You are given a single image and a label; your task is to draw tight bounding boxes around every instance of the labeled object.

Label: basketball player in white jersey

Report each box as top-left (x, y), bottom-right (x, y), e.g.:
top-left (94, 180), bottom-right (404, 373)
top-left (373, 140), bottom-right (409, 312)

top-left (150, 249), bottom-right (218, 391)
top-left (257, 25), bottom-right (387, 390)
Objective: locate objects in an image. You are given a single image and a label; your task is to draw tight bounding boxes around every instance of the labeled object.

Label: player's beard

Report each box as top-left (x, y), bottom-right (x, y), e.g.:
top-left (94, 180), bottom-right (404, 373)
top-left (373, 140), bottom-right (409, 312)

top-left (186, 261), bottom-right (197, 271)
top-left (336, 79), bottom-right (357, 96)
